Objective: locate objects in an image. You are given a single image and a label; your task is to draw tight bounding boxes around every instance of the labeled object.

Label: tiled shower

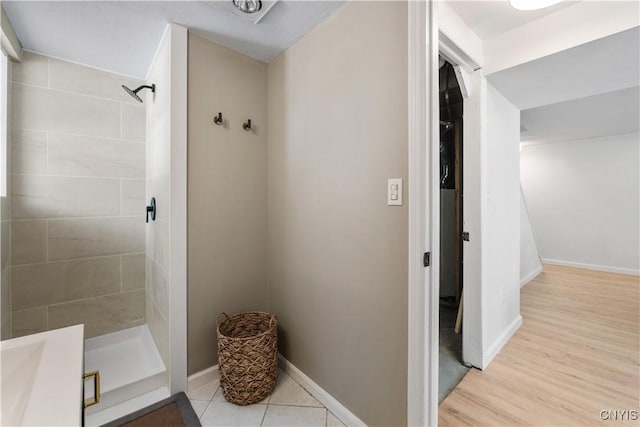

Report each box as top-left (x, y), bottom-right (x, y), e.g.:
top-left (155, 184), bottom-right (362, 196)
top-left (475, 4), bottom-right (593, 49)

top-left (2, 27), bottom-right (186, 417)
top-left (7, 51), bottom-right (147, 338)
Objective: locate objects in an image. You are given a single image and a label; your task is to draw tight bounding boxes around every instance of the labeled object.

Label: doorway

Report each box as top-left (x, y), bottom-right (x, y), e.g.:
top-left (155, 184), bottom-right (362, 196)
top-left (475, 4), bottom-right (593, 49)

top-left (438, 57), bottom-right (469, 403)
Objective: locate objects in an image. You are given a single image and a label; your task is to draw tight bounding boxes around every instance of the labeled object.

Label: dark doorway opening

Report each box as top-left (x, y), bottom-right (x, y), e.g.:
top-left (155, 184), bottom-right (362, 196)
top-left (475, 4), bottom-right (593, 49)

top-left (438, 58), bottom-right (469, 403)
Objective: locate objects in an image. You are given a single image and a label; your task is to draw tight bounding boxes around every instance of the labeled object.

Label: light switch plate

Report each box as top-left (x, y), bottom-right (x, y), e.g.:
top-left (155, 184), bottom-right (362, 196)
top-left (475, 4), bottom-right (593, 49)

top-left (387, 178), bottom-right (403, 206)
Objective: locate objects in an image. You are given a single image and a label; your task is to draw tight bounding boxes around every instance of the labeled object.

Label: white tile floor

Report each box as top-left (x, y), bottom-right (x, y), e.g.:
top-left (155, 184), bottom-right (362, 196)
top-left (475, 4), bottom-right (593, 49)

top-left (187, 369), bottom-right (346, 427)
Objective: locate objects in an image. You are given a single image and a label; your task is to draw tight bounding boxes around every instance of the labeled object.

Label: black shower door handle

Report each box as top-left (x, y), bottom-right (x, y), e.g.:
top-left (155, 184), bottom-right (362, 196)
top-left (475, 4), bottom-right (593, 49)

top-left (146, 197), bottom-right (156, 223)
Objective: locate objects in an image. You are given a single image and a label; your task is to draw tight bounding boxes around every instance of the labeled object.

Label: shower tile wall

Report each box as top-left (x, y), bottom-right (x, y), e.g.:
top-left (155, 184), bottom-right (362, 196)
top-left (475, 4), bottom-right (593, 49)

top-left (1, 60), bottom-right (13, 340)
top-left (145, 31), bottom-right (173, 369)
top-left (9, 52), bottom-right (146, 338)
top-left (1, 184), bottom-right (9, 340)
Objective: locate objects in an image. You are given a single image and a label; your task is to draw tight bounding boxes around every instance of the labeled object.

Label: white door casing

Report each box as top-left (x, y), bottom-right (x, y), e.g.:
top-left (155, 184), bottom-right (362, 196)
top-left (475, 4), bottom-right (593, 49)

top-left (407, 1), bottom-right (438, 425)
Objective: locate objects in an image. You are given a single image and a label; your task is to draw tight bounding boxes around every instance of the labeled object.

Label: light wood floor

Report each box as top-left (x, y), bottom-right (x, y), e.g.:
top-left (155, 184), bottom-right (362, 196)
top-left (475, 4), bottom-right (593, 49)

top-left (439, 265), bottom-right (639, 426)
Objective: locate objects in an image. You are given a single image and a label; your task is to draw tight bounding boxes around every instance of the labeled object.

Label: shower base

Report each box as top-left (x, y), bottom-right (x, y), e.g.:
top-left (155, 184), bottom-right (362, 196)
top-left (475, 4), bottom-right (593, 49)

top-left (83, 325), bottom-right (168, 426)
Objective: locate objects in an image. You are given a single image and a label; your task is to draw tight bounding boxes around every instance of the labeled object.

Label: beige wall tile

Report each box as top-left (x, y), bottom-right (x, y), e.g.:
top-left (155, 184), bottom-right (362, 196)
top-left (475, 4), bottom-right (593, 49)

top-left (48, 57), bottom-right (144, 104)
top-left (146, 295), bottom-right (169, 368)
top-left (145, 32), bottom-right (172, 369)
top-left (48, 133), bottom-right (145, 178)
top-left (8, 52), bottom-right (149, 340)
top-left (12, 83), bottom-right (121, 139)
top-left (147, 125), bottom-right (170, 176)
top-left (11, 220), bottom-right (47, 265)
top-left (1, 196), bottom-right (9, 222)
top-left (1, 221), bottom-right (9, 271)
top-left (146, 218), bottom-right (169, 272)
top-left (146, 258), bottom-right (168, 320)
top-left (1, 268), bottom-right (10, 340)
top-left (147, 174), bottom-right (169, 222)
top-left (48, 217), bottom-right (144, 260)
top-left (11, 129), bottom-right (47, 174)
top-left (48, 290), bottom-right (145, 338)
top-left (122, 253), bottom-right (145, 291)
top-left (12, 256), bottom-right (121, 310)
top-left (122, 179), bottom-right (146, 216)
top-left (11, 307), bottom-right (47, 338)
top-left (122, 103), bottom-right (146, 142)
top-left (12, 51), bottom-right (48, 87)
top-left (11, 175), bottom-right (120, 219)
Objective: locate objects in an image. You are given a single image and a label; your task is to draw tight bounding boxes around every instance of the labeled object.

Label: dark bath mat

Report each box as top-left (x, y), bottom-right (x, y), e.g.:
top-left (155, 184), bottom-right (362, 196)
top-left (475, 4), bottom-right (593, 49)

top-left (101, 392), bottom-right (201, 427)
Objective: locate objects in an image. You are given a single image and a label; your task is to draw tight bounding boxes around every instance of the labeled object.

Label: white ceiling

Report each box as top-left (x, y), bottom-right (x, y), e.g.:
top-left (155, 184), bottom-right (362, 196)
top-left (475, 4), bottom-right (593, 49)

top-left (520, 87), bottom-right (640, 144)
top-left (3, 1), bottom-right (344, 78)
top-left (487, 27), bottom-right (640, 110)
top-left (446, 0), bottom-right (577, 40)
top-left (486, 26), bottom-right (640, 145)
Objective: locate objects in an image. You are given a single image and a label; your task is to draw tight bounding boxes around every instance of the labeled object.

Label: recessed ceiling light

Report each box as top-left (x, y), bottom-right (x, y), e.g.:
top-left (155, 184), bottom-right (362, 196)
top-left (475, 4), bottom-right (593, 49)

top-left (509, 0), bottom-right (563, 11)
top-left (233, 0), bottom-right (262, 14)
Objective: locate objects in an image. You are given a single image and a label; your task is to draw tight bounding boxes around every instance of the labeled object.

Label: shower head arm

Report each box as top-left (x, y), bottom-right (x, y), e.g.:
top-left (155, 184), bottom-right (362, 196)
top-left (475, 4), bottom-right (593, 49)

top-left (132, 84), bottom-right (155, 94)
top-left (122, 83), bottom-right (156, 103)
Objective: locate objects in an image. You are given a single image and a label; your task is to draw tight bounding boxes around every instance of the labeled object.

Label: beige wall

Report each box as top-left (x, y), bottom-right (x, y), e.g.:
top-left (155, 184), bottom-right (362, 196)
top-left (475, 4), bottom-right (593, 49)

top-left (268, 2), bottom-right (408, 425)
top-left (267, 2), bottom-right (408, 425)
top-left (9, 52), bottom-right (146, 338)
top-left (186, 3), bottom-right (409, 423)
top-left (187, 33), bottom-right (268, 374)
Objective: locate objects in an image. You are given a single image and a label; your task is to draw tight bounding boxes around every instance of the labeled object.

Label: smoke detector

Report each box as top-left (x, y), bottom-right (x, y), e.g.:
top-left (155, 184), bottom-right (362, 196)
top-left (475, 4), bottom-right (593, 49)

top-left (233, 0), bottom-right (262, 14)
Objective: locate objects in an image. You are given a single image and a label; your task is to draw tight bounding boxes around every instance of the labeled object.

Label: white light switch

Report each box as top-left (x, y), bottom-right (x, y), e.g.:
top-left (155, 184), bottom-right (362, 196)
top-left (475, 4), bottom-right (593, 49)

top-left (387, 178), bottom-right (402, 206)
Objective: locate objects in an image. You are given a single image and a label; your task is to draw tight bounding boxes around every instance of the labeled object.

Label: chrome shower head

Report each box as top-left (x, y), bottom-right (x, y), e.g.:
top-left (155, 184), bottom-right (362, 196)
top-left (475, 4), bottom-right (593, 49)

top-left (122, 84), bottom-right (155, 103)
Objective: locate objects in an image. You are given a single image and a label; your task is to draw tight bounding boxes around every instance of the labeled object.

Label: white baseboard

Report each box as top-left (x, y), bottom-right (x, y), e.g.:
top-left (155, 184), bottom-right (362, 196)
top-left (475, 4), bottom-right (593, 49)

top-left (187, 364), bottom-right (219, 391)
top-left (483, 315), bottom-right (522, 369)
top-left (542, 258), bottom-right (639, 276)
top-left (520, 265), bottom-right (543, 287)
top-left (278, 355), bottom-right (367, 427)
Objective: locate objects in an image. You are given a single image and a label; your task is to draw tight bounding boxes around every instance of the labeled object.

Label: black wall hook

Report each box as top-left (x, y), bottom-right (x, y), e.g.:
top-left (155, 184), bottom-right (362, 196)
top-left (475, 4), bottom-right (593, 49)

top-left (213, 112), bottom-right (223, 125)
top-left (146, 197), bottom-right (156, 223)
top-left (242, 119), bottom-right (252, 131)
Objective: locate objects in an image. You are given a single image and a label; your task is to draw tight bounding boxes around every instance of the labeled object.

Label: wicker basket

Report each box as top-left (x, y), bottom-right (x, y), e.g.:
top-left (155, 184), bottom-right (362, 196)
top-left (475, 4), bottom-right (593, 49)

top-left (217, 312), bottom-right (278, 405)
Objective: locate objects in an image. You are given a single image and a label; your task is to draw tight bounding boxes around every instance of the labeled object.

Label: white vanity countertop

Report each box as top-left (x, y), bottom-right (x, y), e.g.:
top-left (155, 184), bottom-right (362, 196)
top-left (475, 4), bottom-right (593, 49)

top-left (1, 324), bottom-right (84, 426)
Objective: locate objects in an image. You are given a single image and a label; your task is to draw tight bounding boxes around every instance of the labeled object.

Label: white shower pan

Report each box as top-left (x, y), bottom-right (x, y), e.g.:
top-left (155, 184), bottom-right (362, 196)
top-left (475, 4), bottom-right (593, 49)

top-left (83, 325), bottom-right (168, 424)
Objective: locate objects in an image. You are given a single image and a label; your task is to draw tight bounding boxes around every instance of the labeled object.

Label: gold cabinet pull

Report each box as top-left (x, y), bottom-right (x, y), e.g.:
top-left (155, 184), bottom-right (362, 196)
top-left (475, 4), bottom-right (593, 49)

top-left (83, 370), bottom-right (101, 408)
